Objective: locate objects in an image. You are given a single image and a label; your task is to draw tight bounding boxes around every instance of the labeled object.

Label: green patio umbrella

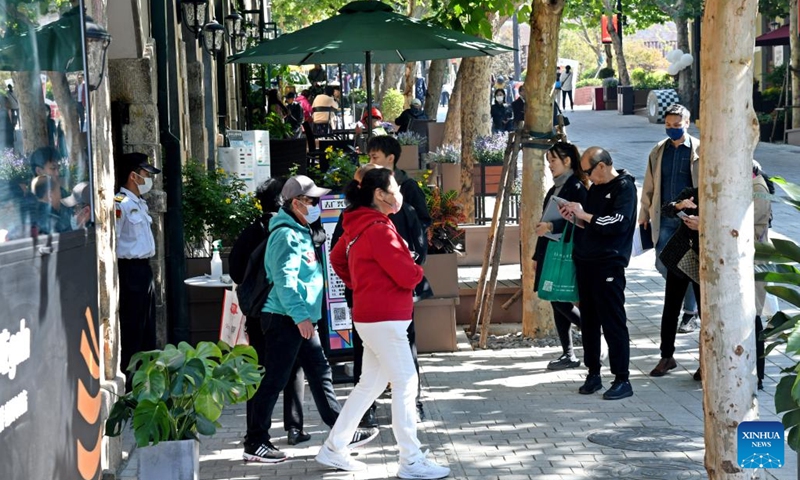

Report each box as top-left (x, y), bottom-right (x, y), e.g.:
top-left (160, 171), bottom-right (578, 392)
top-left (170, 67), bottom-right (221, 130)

top-left (229, 0), bottom-right (514, 126)
top-left (0, 8), bottom-right (84, 72)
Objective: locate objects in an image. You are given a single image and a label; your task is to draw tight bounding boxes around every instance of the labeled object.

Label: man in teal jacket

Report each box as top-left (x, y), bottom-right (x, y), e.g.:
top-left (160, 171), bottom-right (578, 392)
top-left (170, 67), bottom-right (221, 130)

top-left (243, 175), bottom-right (378, 463)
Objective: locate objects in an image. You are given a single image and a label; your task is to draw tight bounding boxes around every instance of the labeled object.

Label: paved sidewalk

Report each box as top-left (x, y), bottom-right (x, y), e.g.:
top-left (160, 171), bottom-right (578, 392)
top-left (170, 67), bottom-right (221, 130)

top-left (118, 109), bottom-right (800, 479)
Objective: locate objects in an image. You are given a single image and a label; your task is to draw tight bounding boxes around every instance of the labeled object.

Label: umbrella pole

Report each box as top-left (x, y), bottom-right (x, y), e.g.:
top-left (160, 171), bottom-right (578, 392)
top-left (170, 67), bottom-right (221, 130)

top-left (365, 51), bottom-right (373, 144)
top-left (338, 63), bottom-right (345, 128)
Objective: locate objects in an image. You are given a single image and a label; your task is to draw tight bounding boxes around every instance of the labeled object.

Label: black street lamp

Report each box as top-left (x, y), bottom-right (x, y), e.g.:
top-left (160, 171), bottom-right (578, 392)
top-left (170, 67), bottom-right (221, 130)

top-left (179, 0), bottom-right (209, 38)
top-left (202, 19), bottom-right (225, 56)
top-left (84, 15), bottom-right (112, 91)
top-left (225, 10), bottom-right (244, 38)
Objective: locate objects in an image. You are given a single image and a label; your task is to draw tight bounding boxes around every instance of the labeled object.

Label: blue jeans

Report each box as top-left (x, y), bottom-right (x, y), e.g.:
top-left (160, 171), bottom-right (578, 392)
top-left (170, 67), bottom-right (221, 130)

top-left (655, 217), bottom-right (698, 314)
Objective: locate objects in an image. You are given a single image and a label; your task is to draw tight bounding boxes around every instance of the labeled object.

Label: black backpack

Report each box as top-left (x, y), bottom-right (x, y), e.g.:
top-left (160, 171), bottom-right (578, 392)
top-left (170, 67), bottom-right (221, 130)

top-left (236, 224), bottom-right (285, 318)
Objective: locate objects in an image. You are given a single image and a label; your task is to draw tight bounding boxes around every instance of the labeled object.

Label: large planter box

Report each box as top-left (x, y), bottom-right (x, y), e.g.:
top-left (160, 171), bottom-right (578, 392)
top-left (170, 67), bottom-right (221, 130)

top-left (759, 122), bottom-right (785, 142)
top-left (633, 88), bottom-right (652, 109)
top-left (138, 439), bottom-right (199, 480)
top-left (427, 122), bottom-right (446, 153)
top-left (473, 164), bottom-right (503, 195)
top-left (592, 87), bottom-right (605, 111)
top-left (269, 138), bottom-right (307, 177)
top-left (786, 128), bottom-right (800, 146)
top-left (458, 224), bottom-right (520, 267)
top-left (423, 252), bottom-right (459, 298)
top-left (398, 144), bottom-right (420, 171)
top-left (416, 252), bottom-right (459, 353)
top-left (439, 163), bottom-right (461, 194)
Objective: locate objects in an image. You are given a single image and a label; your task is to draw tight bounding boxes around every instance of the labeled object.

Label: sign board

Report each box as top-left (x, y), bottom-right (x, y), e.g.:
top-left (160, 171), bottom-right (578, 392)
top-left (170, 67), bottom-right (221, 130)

top-left (601, 15), bottom-right (620, 44)
top-left (319, 194), bottom-right (353, 356)
top-left (0, 235), bottom-right (102, 480)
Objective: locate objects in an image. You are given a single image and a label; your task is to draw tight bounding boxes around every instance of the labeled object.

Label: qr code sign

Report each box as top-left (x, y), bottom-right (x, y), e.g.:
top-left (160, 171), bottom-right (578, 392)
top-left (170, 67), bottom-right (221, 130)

top-left (330, 302), bottom-right (352, 331)
top-left (542, 280), bottom-right (554, 292)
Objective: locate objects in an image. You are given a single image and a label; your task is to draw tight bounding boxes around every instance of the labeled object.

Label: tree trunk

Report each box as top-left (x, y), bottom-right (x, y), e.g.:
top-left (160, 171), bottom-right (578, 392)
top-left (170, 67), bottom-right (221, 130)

top-left (48, 72), bottom-right (82, 166)
top-left (675, 17), bottom-right (693, 112)
top-left (443, 68), bottom-right (462, 147)
top-left (521, 0), bottom-right (564, 338)
top-left (458, 56), bottom-right (491, 223)
top-left (791, 0), bottom-right (800, 129)
top-left (605, 10), bottom-right (630, 85)
top-left (403, 62), bottom-right (416, 107)
top-left (373, 64), bottom-right (383, 104)
top-left (379, 63), bottom-right (404, 105)
top-left (699, 0), bottom-right (759, 477)
top-left (12, 71), bottom-right (48, 156)
top-left (604, 43), bottom-right (613, 70)
top-left (424, 58), bottom-right (447, 120)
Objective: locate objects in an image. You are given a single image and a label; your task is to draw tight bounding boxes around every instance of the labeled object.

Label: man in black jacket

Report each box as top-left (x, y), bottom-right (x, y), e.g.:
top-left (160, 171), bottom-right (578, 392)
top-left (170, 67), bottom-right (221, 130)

top-left (559, 147), bottom-right (637, 401)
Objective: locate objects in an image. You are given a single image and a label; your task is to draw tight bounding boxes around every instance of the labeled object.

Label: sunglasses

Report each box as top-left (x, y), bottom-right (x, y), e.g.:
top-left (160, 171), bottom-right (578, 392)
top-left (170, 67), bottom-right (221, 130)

top-left (297, 195), bottom-right (320, 206)
top-left (584, 162), bottom-right (601, 176)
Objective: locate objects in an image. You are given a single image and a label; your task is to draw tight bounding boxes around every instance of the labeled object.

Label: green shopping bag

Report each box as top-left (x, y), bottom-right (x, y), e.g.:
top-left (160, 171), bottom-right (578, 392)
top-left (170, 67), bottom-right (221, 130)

top-left (538, 222), bottom-right (579, 303)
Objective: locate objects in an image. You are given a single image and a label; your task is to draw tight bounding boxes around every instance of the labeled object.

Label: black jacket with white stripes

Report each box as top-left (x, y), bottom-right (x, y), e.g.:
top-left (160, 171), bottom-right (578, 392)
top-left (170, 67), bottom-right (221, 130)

top-left (573, 169), bottom-right (637, 267)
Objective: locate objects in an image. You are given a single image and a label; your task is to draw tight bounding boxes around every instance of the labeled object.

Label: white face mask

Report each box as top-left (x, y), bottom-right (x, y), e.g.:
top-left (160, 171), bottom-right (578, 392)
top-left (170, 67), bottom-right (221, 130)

top-left (381, 190), bottom-right (403, 215)
top-left (134, 172), bottom-right (153, 195)
top-left (303, 203), bottom-right (321, 224)
top-left (495, 95), bottom-right (504, 102)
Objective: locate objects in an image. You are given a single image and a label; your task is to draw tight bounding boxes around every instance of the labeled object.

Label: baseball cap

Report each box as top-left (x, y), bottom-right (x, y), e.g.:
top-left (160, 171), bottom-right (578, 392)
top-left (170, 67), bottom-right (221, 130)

top-left (410, 98), bottom-right (422, 108)
top-left (61, 181), bottom-right (90, 208)
top-left (281, 175), bottom-right (331, 200)
top-left (118, 153), bottom-right (161, 182)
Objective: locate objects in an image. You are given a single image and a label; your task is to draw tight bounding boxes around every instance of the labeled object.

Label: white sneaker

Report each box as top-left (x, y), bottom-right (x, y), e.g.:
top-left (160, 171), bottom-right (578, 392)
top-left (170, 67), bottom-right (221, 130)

top-left (397, 450), bottom-right (450, 479)
top-left (315, 444), bottom-right (366, 472)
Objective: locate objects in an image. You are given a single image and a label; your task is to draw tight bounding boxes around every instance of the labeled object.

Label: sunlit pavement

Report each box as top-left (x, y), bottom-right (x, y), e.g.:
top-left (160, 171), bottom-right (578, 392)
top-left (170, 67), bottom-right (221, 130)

top-left (119, 108), bottom-right (800, 479)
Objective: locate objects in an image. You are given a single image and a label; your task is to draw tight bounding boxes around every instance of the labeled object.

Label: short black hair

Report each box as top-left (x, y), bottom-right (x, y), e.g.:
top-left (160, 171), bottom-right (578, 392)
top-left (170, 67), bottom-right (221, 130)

top-left (256, 177), bottom-right (286, 214)
top-left (29, 147), bottom-right (60, 175)
top-left (664, 104), bottom-right (690, 122)
top-left (343, 167), bottom-right (393, 210)
top-left (367, 136), bottom-right (402, 168)
top-left (324, 85), bottom-right (335, 96)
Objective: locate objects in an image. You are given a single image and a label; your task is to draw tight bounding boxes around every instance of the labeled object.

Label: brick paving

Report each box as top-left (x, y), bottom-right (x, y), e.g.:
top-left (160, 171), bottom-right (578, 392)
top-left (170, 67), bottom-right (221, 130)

top-left (118, 108), bottom-right (800, 479)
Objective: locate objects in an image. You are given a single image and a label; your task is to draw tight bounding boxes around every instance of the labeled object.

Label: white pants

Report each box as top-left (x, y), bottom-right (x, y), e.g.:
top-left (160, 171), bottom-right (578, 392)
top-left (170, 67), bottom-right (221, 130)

top-left (325, 319), bottom-right (422, 461)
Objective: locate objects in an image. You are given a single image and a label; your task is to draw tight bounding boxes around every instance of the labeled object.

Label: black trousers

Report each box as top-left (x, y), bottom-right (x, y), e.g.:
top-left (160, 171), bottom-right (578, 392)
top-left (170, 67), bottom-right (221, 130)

top-left (352, 313), bottom-right (421, 404)
top-left (118, 259), bottom-right (156, 388)
top-left (552, 301), bottom-right (581, 358)
top-left (575, 262), bottom-right (630, 381)
top-left (659, 269), bottom-right (702, 358)
top-left (561, 90), bottom-right (573, 110)
top-left (245, 313), bottom-right (340, 445)
top-left (244, 316), bottom-right (304, 432)
top-left (755, 316), bottom-right (765, 382)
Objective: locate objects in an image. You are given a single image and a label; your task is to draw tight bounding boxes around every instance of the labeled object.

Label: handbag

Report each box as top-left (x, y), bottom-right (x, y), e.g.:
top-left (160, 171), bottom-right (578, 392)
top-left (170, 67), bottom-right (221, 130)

top-left (538, 222), bottom-right (579, 303)
top-left (220, 289), bottom-right (248, 346)
top-left (676, 249), bottom-right (700, 284)
top-left (659, 226), bottom-right (697, 282)
top-left (555, 80), bottom-right (562, 89)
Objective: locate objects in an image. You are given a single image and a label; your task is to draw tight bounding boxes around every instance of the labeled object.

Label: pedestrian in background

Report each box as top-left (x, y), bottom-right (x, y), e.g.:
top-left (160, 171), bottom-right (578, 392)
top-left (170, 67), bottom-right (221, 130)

top-left (558, 147), bottom-right (637, 400)
top-left (318, 166), bottom-right (450, 479)
top-left (560, 65), bottom-right (574, 111)
top-left (490, 88), bottom-right (512, 133)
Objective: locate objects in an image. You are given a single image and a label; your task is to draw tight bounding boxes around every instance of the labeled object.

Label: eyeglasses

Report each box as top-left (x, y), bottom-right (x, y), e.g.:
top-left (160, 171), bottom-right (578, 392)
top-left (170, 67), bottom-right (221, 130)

top-left (584, 161), bottom-right (601, 176)
top-left (297, 195), bottom-right (319, 206)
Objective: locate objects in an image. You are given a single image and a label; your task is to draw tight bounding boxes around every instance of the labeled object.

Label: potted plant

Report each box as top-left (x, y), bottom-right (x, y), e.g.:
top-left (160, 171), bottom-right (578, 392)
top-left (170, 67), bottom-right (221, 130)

top-left (396, 131), bottom-right (426, 171)
top-left (182, 160), bottom-right (261, 343)
top-left (260, 112), bottom-right (307, 177)
top-left (307, 146), bottom-right (360, 191)
top-left (602, 77), bottom-right (619, 109)
top-left (425, 144), bottom-right (460, 194)
top-left (473, 134), bottom-right (506, 195)
top-left (105, 341), bottom-right (263, 480)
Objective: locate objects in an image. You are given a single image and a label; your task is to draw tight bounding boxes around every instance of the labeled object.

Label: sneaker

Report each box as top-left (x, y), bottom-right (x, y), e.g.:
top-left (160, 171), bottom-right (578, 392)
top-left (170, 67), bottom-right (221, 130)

top-left (603, 380), bottom-right (633, 400)
top-left (243, 441), bottom-right (287, 463)
top-left (678, 313), bottom-right (698, 333)
top-left (359, 404), bottom-right (378, 428)
top-left (287, 427), bottom-right (311, 446)
top-left (416, 402), bottom-right (426, 422)
top-left (315, 444), bottom-right (366, 472)
top-left (578, 373), bottom-right (603, 395)
top-left (348, 427), bottom-right (379, 449)
top-left (398, 450), bottom-right (451, 479)
top-left (547, 353), bottom-right (581, 371)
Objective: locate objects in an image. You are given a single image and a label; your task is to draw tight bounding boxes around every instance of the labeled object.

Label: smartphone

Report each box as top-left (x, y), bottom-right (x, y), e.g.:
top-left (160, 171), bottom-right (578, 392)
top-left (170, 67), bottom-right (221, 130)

top-left (677, 211), bottom-right (688, 219)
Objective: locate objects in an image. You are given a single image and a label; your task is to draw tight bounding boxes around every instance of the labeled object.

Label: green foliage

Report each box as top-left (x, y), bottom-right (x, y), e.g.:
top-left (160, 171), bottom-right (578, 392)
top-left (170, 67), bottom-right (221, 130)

top-left (630, 69), bottom-right (675, 90)
top-left (598, 67), bottom-right (616, 79)
top-left (425, 185), bottom-right (467, 254)
top-left (759, 0), bottom-right (790, 19)
top-left (381, 88), bottom-right (405, 125)
top-left (182, 159), bottom-right (262, 257)
top-left (105, 341), bottom-right (263, 447)
top-left (756, 178), bottom-right (800, 451)
top-left (624, 40), bottom-right (669, 72)
top-left (558, 28), bottom-right (599, 75)
top-left (260, 112), bottom-right (294, 140)
top-left (766, 64), bottom-right (787, 89)
top-left (762, 87), bottom-right (783, 104)
top-left (308, 147), bottom-right (358, 190)
top-left (426, 144), bottom-right (461, 164)
top-left (602, 77), bottom-right (619, 88)
top-left (580, 67), bottom-right (598, 80)
top-left (576, 78), bottom-right (603, 88)
top-left (349, 88), bottom-right (367, 105)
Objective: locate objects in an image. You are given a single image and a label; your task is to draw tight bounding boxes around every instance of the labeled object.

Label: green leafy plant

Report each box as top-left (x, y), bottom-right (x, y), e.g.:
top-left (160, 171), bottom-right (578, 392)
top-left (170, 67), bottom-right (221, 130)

top-left (426, 144), bottom-right (460, 164)
top-left (474, 134), bottom-right (506, 165)
top-left (381, 88), bottom-right (404, 123)
top-left (308, 146), bottom-right (357, 190)
top-left (576, 78), bottom-right (603, 88)
top-left (105, 341), bottom-right (263, 447)
top-left (756, 177), bottom-right (800, 450)
top-left (397, 131), bottom-right (426, 146)
top-left (425, 185), bottom-right (467, 254)
top-left (630, 69), bottom-right (675, 90)
top-left (597, 67), bottom-right (616, 79)
top-left (182, 159), bottom-right (262, 257)
top-left (261, 112), bottom-right (294, 140)
top-left (602, 77), bottom-right (619, 89)
top-left (349, 88), bottom-right (367, 105)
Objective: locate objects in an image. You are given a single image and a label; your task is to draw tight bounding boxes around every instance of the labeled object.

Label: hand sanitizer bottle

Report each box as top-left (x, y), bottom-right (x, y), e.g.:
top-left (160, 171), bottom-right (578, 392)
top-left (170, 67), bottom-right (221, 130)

top-left (210, 240), bottom-right (223, 281)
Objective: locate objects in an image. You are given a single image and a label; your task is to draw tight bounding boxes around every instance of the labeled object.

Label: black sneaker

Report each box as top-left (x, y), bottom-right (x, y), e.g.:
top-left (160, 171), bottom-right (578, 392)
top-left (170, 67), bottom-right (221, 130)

top-left (678, 313), bottom-right (698, 333)
top-left (359, 404), bottom-right (378, 428)
top-left (348, 427), bottom-right (379, 449)
top-left (603, 380), bottom-right (633, 400)
top-left (243, 441), bottom-right (287, 463)
top-left (547, 353), bottom-right (581, 371)
top-left (578, 374), bottom-right (603, 395)
top-left (287, 427), bottom-right (311, 446)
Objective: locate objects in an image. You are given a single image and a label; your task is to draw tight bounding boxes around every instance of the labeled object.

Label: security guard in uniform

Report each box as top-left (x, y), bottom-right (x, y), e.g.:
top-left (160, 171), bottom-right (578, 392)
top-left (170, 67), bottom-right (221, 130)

top-left (115, 152), bottom-right (160, 388)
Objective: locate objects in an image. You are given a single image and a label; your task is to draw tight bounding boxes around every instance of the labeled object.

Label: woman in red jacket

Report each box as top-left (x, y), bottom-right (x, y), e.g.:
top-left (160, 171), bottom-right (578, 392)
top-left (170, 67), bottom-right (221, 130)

top-left (316, 167), bottom-right (450, 479)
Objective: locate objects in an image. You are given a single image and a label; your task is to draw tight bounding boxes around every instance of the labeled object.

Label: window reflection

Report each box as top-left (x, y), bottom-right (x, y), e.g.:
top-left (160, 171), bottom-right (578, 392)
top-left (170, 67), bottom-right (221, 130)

top-left (0, 6), bottom-right (91, 244)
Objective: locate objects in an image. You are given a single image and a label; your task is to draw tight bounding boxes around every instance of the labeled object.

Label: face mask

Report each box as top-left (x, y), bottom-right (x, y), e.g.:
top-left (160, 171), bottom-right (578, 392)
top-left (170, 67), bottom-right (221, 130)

top-left (303, 203), bottom-right (321, 224)
top-left (381, 191), bottom-right (403, 215)
top-left (666, 127), bottom-right (685, 141)
top-left (495, 96), bottom-right (504, 102)
top-left (135, 172), bottom-right (153, 195)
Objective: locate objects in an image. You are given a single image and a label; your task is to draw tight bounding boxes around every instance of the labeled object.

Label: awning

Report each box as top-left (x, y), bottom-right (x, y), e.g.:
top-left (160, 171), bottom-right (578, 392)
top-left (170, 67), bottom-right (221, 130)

top-left (755, 25), bottom-right (789, 47)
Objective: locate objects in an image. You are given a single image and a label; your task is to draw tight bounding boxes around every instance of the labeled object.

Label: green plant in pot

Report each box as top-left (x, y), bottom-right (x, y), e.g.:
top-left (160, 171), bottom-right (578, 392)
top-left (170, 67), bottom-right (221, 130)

top-left (425, 186), bottom-right (467, 254)
top-left (757, 178), bottom-right (800, 449)
top-left (473, 134), bottom-right (506, 165)
top-left (105, 341), bottom-right (263, 447)
top-left (426, 144), bottom-right (460, 165)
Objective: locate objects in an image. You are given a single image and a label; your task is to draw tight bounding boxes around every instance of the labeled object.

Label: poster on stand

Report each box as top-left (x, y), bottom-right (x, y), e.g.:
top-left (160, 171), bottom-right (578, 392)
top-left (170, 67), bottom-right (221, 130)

top-left (319, 194), bottom-right (353, 358)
